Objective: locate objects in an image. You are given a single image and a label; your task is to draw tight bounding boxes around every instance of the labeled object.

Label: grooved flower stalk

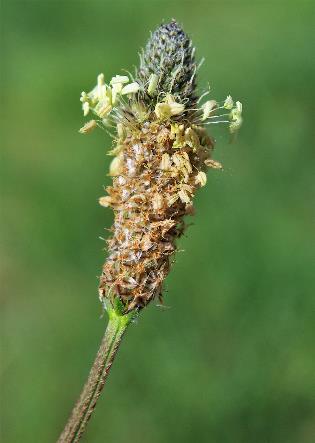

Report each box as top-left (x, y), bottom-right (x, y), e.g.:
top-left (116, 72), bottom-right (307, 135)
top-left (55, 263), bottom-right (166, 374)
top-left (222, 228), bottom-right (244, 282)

top-left (57, 311), bottom-right (132, 443)
top-left (58, 19), bottom-right (242, 442)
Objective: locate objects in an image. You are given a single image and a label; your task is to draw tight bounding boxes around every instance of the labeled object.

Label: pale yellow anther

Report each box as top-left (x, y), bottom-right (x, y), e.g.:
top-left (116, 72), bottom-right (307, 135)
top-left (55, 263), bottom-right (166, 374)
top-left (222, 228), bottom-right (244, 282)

top-left (110, 75), bottom-right (129, 85)
top-left (97, 73), bottom-right (105, 86)
top-left (169, 101), bottom-right (185, 116)
top-left (82, 101), bottom-right (90, 116)
top-left (99, 196), bottom-right (112, 207)
top-left (202, 100), bottom-right (217, 120)
top-left (229, 101), bottom-right (243, 133)
top-left (165, 94), bottom-right (185, 116)
top-left (236, 101), bottom-right (242, 114)
top-left (204, 159), bottom-right (223, 169)
top-left (155, 102), bottom-right (171, 120)
top-left (147, 73), bottom-right (159, 96)
top-left (96, 99), bottom-right (112, 118)
top-left (96, 75), bottom-right (111, 102)
top-left (107, 144), bottom-right (124, 157)
top-left (121, 82), bottom-right (140, 95)
top-left (112, 83), bottom-right (123, 104)
top-left (80, 91), bottom-right (89, 103)
top-left (109, 154), bottom-right (123, 176)
top-left (231, 101), bottom-right (243, 120)
top-left (79, 119), bottom-right (97, 134)
top-left (178, 189), bottom-right (191, 204)
top-left (229, 117), bottom-right (243, 133)
top-left (223, 95), bottom-right (234, 110)
top-left (88, 85), bottom-right (100, 103)
top-left (195, 171), bottom-right (207, 187)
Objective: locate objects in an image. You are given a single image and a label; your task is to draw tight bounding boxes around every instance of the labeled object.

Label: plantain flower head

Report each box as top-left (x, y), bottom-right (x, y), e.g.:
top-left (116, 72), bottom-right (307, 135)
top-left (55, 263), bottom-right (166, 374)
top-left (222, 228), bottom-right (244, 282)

top-left (79, 20), bottom-right (243, 314)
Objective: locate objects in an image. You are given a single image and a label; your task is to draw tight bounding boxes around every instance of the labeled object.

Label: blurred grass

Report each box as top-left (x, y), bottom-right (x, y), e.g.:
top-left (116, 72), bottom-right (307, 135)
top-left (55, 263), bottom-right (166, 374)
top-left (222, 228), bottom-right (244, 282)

top-left (1, 1), bottom-right (315, 442)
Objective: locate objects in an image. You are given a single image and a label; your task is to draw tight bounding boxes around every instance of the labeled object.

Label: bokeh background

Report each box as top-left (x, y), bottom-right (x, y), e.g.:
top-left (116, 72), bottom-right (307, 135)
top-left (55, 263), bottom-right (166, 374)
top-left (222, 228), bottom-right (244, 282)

top-left (1, 1), bottom-right (315, 442)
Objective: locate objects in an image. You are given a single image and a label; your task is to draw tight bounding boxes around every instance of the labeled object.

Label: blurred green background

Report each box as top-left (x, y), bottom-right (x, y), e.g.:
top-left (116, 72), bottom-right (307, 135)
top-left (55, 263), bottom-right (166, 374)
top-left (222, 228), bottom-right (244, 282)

top-left (1, 1), bottom-right (315, 442)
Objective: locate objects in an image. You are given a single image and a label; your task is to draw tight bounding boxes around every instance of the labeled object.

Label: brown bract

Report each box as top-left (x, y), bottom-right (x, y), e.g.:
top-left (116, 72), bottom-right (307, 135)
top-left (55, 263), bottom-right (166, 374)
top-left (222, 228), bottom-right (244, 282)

top-left (98, 121), bottom-right (214, 312)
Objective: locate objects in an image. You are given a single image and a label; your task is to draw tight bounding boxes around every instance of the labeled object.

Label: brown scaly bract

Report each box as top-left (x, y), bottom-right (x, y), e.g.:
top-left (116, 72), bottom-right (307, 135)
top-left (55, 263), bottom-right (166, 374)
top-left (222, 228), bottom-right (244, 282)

top-left (79, 20), bottom-right (243, 313)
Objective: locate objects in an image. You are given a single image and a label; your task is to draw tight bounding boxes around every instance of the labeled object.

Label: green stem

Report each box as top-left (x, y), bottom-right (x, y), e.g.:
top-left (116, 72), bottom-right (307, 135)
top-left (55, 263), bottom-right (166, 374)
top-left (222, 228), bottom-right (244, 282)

top-left (57, 311), bottom-right (132, 443)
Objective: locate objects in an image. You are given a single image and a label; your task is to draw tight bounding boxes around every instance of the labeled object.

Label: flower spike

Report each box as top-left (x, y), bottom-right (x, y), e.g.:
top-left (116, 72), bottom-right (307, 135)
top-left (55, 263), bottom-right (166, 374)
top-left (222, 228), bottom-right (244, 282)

top-left (78, 20), bottom-right (243, 313)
